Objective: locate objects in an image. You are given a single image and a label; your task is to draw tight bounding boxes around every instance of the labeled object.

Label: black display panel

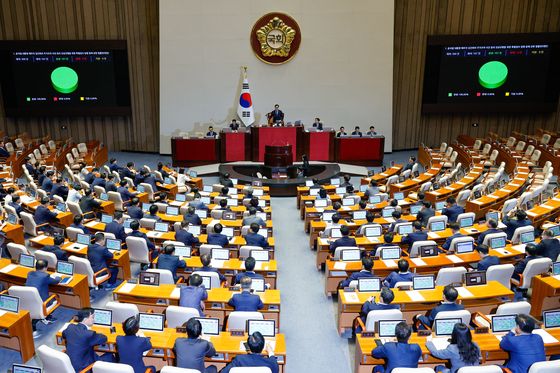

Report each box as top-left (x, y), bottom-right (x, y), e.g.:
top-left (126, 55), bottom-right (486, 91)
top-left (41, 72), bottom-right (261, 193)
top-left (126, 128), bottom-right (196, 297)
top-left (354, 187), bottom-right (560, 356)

top-left (0, 40), bottom-right (131, 116)
top-left (422, 33), bottom-right (560, 113)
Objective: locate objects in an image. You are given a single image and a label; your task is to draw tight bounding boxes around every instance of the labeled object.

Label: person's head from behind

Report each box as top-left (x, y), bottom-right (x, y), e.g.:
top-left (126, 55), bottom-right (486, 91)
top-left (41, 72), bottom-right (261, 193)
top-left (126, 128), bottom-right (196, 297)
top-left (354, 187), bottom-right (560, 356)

top-left (149, 204), bottom-right (158, 215)
top-left (362, 257), bottom-right (373, 272)
top-left (250, 223), bottom-right (260, 233)
top-left (359, 200), bottom-right (367, 209)
top-left (120, 180), bottom-right (128, 188)
top-left (240, 276), bottom-right (252, 291)
top-left (248, 207), bottom-right (257, 216)
top-left (54, 234), bottom-right (65, 246)
top-left (340, 225), bottom-right (350, 237)
top-left (366, 211), bottom-right (374, 223)
top-left (516, 210), bottom-right (528, 221)
top-left (487, 218), bottom-right (498, 229)
top-left (219, 199), bottom-right (228, 208)
top-left (543, 229), bottom-right (555, 239)
top-left (515, 314), bottom-right (536, 334)
top-left (76, 307), bottom-right (95, 326)
top-left (384, 232), bottom-right (394, 244)
top-left (380, 287), bottom-right (395, 304)
top-left (41, 197), bottom-right (49, 205)
top-left (123, 316), bottom-right (140, 336)
top-left (245, 256), bottom-right (256, 271)
top-left (476, 244), bottom-right (489, 257)
top-left (164, 244), bottom-right (175, 255)
top-left (443, 284), bottom-right (458, 303)
top-left (200, 253), bottom-right (211, 267)
top-left (395, 321), bottom-right (411, 343)
top-left (35, 259), bottom-right (48, 272)
top-left (397, 258), bottom-right (409, 273)
top-left (214, 223), bottom-right (223, 234)
top-left (413, 221), bottom-right (423, 231)
top-left (417, 192), bottom-right (425, 201)
top-left (114, 211), bottom-right (124, 223)
top-left (422, 201), bottom-right (431, 209)
top-left (221, 187), bottom-right (229, 195)
top-left (343, 174), bottom-right (351, 183)
top-left (449, 222), bottom-right (460, 233)
top-left (333, 202), bottom-right (342, 211)
top-left (447, 197), bottom-right (456, 207)
top-left (94, 232), bottom-right (104, 244)
top-left (130, 220), bottom-right (140, 231)
top-left (409, 156), bottom-right (416, 164)
top-left (187, 206), bottom-right (196, 215)
top-left (319, 188), bottom-right (327, 199)
top-left (392, 211), bottom-right (401, 220)
top-left (346, 185), bottom-right (354, 194)
top-left (185, 317), bottom-right (202, 339)
top-left (331, 214), bottom-right (340, 224)
top-left (390, 199), bottom-right (398, 208)
top-left (247, 331), bottom-right (265, 354)
top-left (190, 273), bottom-right (203, 287)
top-left (526, 243), bottom-right (538, 257)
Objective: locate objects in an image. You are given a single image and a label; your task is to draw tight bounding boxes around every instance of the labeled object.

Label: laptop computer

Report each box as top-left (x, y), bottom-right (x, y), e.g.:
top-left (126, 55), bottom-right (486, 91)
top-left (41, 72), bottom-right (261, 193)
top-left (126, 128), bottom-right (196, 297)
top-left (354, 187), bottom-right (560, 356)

top-left (413, 275), bottom-right (435, 290)
top-left (393, 192), bottom-right (404, 201)
top-left (76, 233), bottom-right (91, 245)
top-left (166, 206), bottom-right (179, 216)
top-left (543, 310), bottom-right (560, 329)
top-left (434, 318), bottom-right (462, 336)
top-left (552, 262), bottom-right (560, 276)
top-left (330, 178), bottom-right (340, 186)
top-left (315, 199), bottom-right (328, 208)
top-left (336, 187), bottom-right (347, 195)
top-left (250, 250), bottom-right (270, 262)
top-left (247, 319), bottom-right (276, 337)
top-left (430, 221), bottom-right (446, 232)
top-left (174, 245), bottom-right (191, 259)
top-left (486, 211), bottom-right (499, 222)
top-left (322, 211), bottom-right (335, 222)
top-left (55, 261), bottom-right (74, 284)
top-left (188, 225), bottom-right (201, 236)
top-left (435, 201), bottom-right (445, 211)
top-left (410, 204), bottom-right (422, 215)
top-left (101, 214), bottom-right (113, 224)
top-left (491, 314), bottom-right (517, 334)
top-left (175, 194), bottom-right (187, 202)
top-left (358, 277), bottom-right (381, 292)
top-left (251, 278), bottom-right (266, 292)
top-left (489, 236), bottom-right (506, 249)
top-left (342, 198), bottom-right (355, 206)
top-left (11, 364), bottom-right (42, 373)
top-left (397, 223), bottom-right (413, 236)
top-left (382, 208), bottom-right (395, 219)
top-left (369, 195), bottom-right (381, 204)
top-left (7, 213), bottom-right (17, 225)
top-left (106, 238), bottom-right (122, 252)
top-left (459, 216), bottom-right (474, 228)
top-left (211, 248), bottom-right (230, 260)
top-left (380, 247), bottom-right (401, 260)
top-left (155, 222), bottom-right (169, 232)
top-left (305, 180), bottom-right (314, 187)
top-left (377, 320), bottom-right (404, 337)
top-left (19, 254), bottom-right (35, 268)
top-left (364, 226), bottom-right (382, 237)
top-left (520, 231), bottom-right (535, 244)
top-left (195, 209), bottom-right (208, 218)
top-left (353, 210), bottom-right (367, 220)
top-left (138, 313), bottom-right (165, 331)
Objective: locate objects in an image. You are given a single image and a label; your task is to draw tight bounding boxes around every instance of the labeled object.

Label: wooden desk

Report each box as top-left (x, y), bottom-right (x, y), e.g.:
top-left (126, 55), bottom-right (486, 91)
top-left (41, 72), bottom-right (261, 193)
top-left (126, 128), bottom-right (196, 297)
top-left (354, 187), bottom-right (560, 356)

top-left (21, 199), bottom-right (74, 227)
top-left (526, 194), bottom-right (560, 231)
top-left (0, 259), bottom-right (90, 309)
top-left (530, 275), bottom-right (560, 317)
top-left (336, 281), bottom-right (514, 335)
top-left (389, 163), bottom-right (443, 195)
top-left (424, 163), bottom-right (484, 203)
top-left (360, 166), bottom-right (404, 186)
top-left (0, 310), bottom-right (34, 362)
top-left (112, 283), bottom-right (281, 326)
top-left (2, 223), bottom-right (25, 245)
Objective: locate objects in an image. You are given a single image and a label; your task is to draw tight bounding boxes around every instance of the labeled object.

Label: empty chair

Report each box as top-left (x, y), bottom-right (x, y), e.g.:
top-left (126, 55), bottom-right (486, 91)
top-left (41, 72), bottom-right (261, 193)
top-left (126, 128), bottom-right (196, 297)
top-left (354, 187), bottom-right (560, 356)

top-left (486, 264), bottom-right (515, 289)
top-left (66, 201), bottom-right (84, 217)
top-left (69, 255), bottom-right (110, 289)
top-left (92, 361), bottom-right (134, 373)
top-left (505, 137), bottom-right (516, 148)
top-left (14, 138), bottom-right (24, 149)
top-left (553, 138), bottom-right (560, 149)
top-left (77, 142), bottom-right (88, 154)
top-left (105, 301), bottom-right (139, 323)
top-left (408, 240), bottom-right (438, 258)
top-left (37, 344), bottom-right (76, 373)
top-left (125, 236), bottom-right (151, 265)
top-left (527, 149), bottom-right (541, 167)
top-left (66, 226), bottom-right (84, 241)
top-left (4, 142), bottom-right (14, 154)
top-left (456, 190), bottom-right (471, 207)
top-left (408, 181), bottom-right (431, 200)
top-left (146, 268), bottom-right (176, 284)
top-left (379, 175), bottom-right (398, 193)
top-left (226, 311), bottom-right (264, 331)
top-left (35, 250), bottom-right (57, 269)
top-left (528, 360), bottom-right (560, 373)
top-left (457, 366), bottom-right (502, 373)
top-left (192, 270), bottom-right (221, 288)
top-left (515, 141), bottom-right (526, 152)
top-left (511, 257), bottom-right (552, 290)
top-left (9, 285), bottom-right (60, 325)
top-left (108, 191), bottom-right (126, 211)
top-left (523, 144), bottom-right (535, 159)
top-left (165, 305), bottom-right (200, 328)
top-left (501, 198), bottom-right (518, 217)
top-left (20, 211), bottom-right (44, 236)
top-left (481, 143), bottom-right (491, 156)
top-left (473, 139), bottom-right (483, 150)
top-left (7, 243), bottom-right (29, 258)
top-left (139, 218), bottom-right (156, 230)
top-left (435, 267), bottom-right (467, 286)
top-left (484, 149), bottom-right (499, 167)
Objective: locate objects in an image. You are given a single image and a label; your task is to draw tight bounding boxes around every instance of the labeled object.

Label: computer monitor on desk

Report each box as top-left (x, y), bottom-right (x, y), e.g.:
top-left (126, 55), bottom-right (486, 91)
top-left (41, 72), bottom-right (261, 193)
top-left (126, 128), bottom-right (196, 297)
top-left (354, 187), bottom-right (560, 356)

top-left (195, 317), bottom-right (220, 335)
top-left (0, 294), bottom-right (19, 313)
top-left (435, 318), bottom-right (461, 336)
top-left (543, 310), bottom-right (560, 329)
top-left (19, 254), bottom-right (35, 268)
top-left (93, 309), bottom-right (112, 327)
top-left (56, 261), bottom-right (74, 276)
top-left (491, 314), bottom-right (517, 333)
top-left (413, 275), bottom-right (435, 290)
top-left (106, 238), bottom-right (122, 251)
top-left (456, 241), bottom-right (474, 254)
top-left (489, 236), bottom-right (506, 249)
top-left (76, 233), bottom-right (91, 245)
top-left (358, 278), bottom-right (381, 292)
top-left (139, 313), bottom-right (165, 332)
top-left (11, 364), bottom-right (42, 373)
top-left (247, 319), bottom-right (275, 337)
top-left (377, 320), bottom-right (403, 337)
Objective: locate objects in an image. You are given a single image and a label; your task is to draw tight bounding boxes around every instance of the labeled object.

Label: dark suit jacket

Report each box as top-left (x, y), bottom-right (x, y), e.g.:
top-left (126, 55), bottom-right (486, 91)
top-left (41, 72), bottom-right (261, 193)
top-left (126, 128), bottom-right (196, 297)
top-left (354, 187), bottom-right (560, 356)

top-left (477, 255), bottom-right (500, 271)
top-left (384, 271), bottom-right (416, 288)
top-left (442, 205), bottom-right (464, 223)
top-left (207, 233), bottom-right (229, 247)
top-left (313, 122), bottom-right (323, 130)
top-left (503, 217), bottom-right (532, 240)
top-left (84, 173), bottom-right (95, 184)
top-left (121, 168), bottom-right (136, 180)
top-left (199, 266), bottom-right (226, 283)
top-left (105, 221), bottom-right (126, 241)
top-left (401, 231), bottom-right (428, 247)
top-left (228, 291), bottom-right (264, 311)
top-left (372, 341), bottom-right (422, 373)
top-left (514, 255), bottom-right (541, 276)
top-left (500, 331), bottom-right (545, 373)
top-left (183, 213), bottom-right (202, 226)
top-left (222, 353), bottom-right (279, 373)
top-left (34, 205), bottom-right (58, 225)
top-left (477, 228), bottom-right (503, 245)
top-left (43, 244), bottom-right (68, 261)
top-left (79, 196), bottom-right (101, 214)
top-left (157, 253), bottom-right (186, 281)
top-left (91, 177), bottom-right (106, 189)
top-left (174, 337), bottom-right (216, 372)
top-left (270, 109), bottom-right (284, 122)
top-left (329, 236), bottom-right (357, 255)
top-left (41, 178), bottom-right (54, 192)
top-left (116, 335), bottom-right (152, 373)
top-left (442, 233), bottom-right (464, 251)
top-left (360, 302), bottom-right (400, 324)
top-left (233, 271), bottom-right (264, 285)
top-left (105, 181), bottom-right (118, 192)
top-left (62, 323), bottom-right (108, 372)
top-left (341, 270), bottom-right (374, 288)
top-left (175, 229), bottom-right (200, 246)
top-left (416, 208), bottom-right (435, 226)
top-left (127, 206), bottom-right (143, 220)
top-left (87, 243), bottom-right (113, 272)
top-left (179, 285), bottom-right (207, 314)
top-left (425, 302), bottom-right (464, 326)
top-left (25, 270), bottom-right (60, 301)
top-left (244, 232), bottom-right (268, 248)
top-left (51, 183), bottom-right (69, 199)
top-left (537, 238), bottom-right (560, 262)
top-left (117, 186), bottom-right (136, 202)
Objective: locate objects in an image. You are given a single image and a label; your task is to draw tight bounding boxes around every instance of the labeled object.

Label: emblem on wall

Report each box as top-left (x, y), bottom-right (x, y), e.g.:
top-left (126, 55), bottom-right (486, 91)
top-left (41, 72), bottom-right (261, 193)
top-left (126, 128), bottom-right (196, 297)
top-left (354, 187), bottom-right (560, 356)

top-left (251, 13), bottom-right (301, 64)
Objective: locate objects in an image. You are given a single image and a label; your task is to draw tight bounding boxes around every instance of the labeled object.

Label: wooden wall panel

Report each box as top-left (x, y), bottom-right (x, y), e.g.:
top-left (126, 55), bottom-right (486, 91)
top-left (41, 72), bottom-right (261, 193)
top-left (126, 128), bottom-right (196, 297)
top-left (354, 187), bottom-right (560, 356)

top-left (0, 0), bottom-right (159, 152)
top-left (393, 0), bottom-right (560, 150)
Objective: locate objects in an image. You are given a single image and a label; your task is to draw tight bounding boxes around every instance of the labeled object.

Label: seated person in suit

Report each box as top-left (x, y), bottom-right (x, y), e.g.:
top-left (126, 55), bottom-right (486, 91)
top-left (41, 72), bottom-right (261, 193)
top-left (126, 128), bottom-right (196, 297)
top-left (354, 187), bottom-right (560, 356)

top-left (176, 220), bottom-right (200, 247)
top-left (51, 177), bottom-right (69, 200)
top-left (312, 117), bottom-right (323, 130)
top-left (229, 119), bottom-right (240, 132)
top-left (357, 212), bottom-right (376, 235)
top-left (105, 211), bottom-right (126, 241)
top-left (227, 276), bottom-right (264, 311)
top-left (364, 180), bottom-right (379, 198)
top-left (127, 198), bottom-right (144, 220)
top-left (500, 314), bottom-right (545, 373)
top-left (116, 316), bottom-right (155, 373)
top-left (249, 196), bottom-right (264, 212)
top-left (416, 285), bottom-right (464, 329)
top-left (416, 201), bottom-right (435, 227)
top-left (442, 197), bottom-right (464, 223)
top-left (79, 189), bottom-right (102, 218)
top-left (117, 180), bottom-right (137, 202)
top-left (351, 126), bottom-right (362, 137)
top-left (388, 198), bottom-right (402, 213)
top-left (372, 232), bottom-right (397, 257)
top-left (87, 233), bottom-right (118, 287)
top-left (442, 222), bottom-right (464, 251)
top-left (70, 214), bottom-right (90, 234)
top-left (503, 209), bottom-right (532, 240)
top-left (219, 186), bottom-right (230, 198)
top-left (174, 318), bottom-right (218, 373)
top-left (357, 287), bottom-right (400, 333)
top-left (9, 194), bottom-right (23, 216)
top-left (25, 259), bottom-right (60, 334)
top-left (37, 166), bottom-right (47, 187)
top-left (383, 259), bottom-right (416, 288)
top-left (143, 204), bottom-right (162, 222)
top-left (388, 211), bottom-right (406, 233)
top-left (340, 257), bottom-right (375, 288)
top-left (62, 308), bottom-right (114, 371)
top-left (199, 253), bottom-right (226, 284)
top-left (91, 172), bottom-right (107, 190)
top-left (206, 125), bottom-right (217, 138)
top-left (403, 156), bottom-right (417, 172)
top-left (84, 168), bottom-right (97, 184)
top-left (207, 223), bottom-right (229, 247)
top-left (108, 158), bottom-right (122, 173)
top-left (179, 273), bottom-right (208, 315)
top-left (43, 234), bottom-right (69, 261)
top-left (329, 225), bottom-right (356, 255)
top-left (242, 207), bottom-right (266, 228)
top-left (34, 197), bottom-right (58, 233)
top-left (475, 244), bottom-right (500, 271)
top-left (341, 174), bottom-right (353, 188)
top-left (219, 172), bottom-right (234, 188)
top-left (343, 185), bottom-right (357, 199)
top-left (214, 198), bottom-right (231, 212)
top-left (0, 141), bottom-right (9, 158)
top-left (513, 243), bottom-right (541, 280)
top-left (233, 256), bottom-right (265, 285)
top-left (366, 126), bottom-right (377, 136)
top-left (222, 332), bottom-right (278, 373)
top-left (316, 188), bottom-right (331, 202)
top-left (105, 174), bottom-right (118, 192)
top-left (183, 206), bottom-right (202, 226)
top-left (128, 220), bottom-right (157, 263)
top-left (336, 126), bottom-right (347, 138)
top-left (537, 228), bottom-right (560, 262)
top-left (401, 221), bottom-right (428, 247)
top-left (157, 244), bottom-right (187, 282)
top-left (121, 162), bottom-right (137, 180)
top-left (41, 170), bottom-right (55, 193)
top-left (476, 218), bottom-right (502, 245)
top-left (426, 323), bottom-right (480, 373)
top-left (188, 193), bottom-right (208, 210)
top-left (244, 223), bottom-right (268, 248)
top-left (371, 322), bottom-right (421, 373)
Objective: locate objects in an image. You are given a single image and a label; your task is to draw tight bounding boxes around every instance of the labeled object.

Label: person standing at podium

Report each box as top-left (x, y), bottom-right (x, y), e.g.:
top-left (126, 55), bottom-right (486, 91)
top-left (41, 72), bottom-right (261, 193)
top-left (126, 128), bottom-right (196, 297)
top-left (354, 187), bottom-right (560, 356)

top-left (267, 104), bottom-right (284, 126)
top-left (229, 119), bottom-right (240, 131)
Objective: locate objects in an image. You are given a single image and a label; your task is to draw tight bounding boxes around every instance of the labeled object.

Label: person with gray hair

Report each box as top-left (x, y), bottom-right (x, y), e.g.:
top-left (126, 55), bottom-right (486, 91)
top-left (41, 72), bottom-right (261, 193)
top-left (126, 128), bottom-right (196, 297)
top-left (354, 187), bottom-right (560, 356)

top-left (227, 276), bottom-right (264, 311)
top-left (242, 207), bottom-right (266, 227)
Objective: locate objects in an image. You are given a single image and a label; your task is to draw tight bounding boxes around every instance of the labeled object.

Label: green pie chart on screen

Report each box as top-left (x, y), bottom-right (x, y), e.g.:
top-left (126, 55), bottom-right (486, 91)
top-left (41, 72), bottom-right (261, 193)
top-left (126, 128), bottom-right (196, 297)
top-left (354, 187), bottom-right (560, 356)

top-left (50, 66), bottom-right (78, 94)
top-left (478, 61), bottom-right (508, 89)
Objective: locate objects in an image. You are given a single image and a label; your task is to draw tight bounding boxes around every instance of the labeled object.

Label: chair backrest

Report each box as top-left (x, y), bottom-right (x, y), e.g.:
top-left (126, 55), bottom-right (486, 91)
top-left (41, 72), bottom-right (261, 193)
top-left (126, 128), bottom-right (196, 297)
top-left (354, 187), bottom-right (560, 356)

top-left (227, 311), bottom-right (264, 331)
top-left (165, 305), bottom-right (200, 328)
top-left (511, 225), bottom-right (534, 245)
top-left (486, 264), bottom-right (515, 289)
top-left (140, 182), bottom-right (155, 201)
top-left (7, 243), bottom-right (29, 258)
top-left (482, 232), bottom-right (507, 246)
top-left (199, 244), bottom-right (224, 256)
top-left (14, 138), bottom-right (24, 149)
top-left (456, 190), bottom-right (471, 207)
top-left (427, 215), bottom-right (448, 230)
top-left (554, 138), bottom-right (560, 149)
top-left (66, 226), bottom-right (84, 241)
top-left (239, 245), bottom-right (264, 260)
top-left (211, 209), bottom-right (224, 219)
top-left (391, 368), bottom-right (435, 373)
top-left (77, 142), bottom-right (88, 153)
top-left (108, 191), bottom-right (125, 211)
top-left (161, 367), bottom-right (202, 373)
top-left (488, 149), bottom-right (499, 162)
top-left (521, 258), bottom-right (552, 289)
top-left (435, 267), bottom-right (467, 286)
top-left (449, 236), bottom-right (475, 253)
top-left (434, 310), bottom-right (471, 325)
top-left (528, 360), bottom-right (560, 373)
top-left (515, 141), bottom-right (526, 151)
top-left (481, 143), bottom-right (491, 155)
top-left (541, 134), bottom-right (551, 145)
top-left (525, 144), bottom-right (535, 157)
top-left (364, 309), bottom-right (403, 332)
top-left (409, 240), bottom-right (438, 258)
top-left (505, 137), bottom-right (516, 148)
top-left (496, 301), bottom-right (531, 315)
top-left (474, 139), bottom-right (483, 150)
top-left (439, 142), bottom-right (448, 153)
top-left (419, 181), bottom-right (432, 192)
top-left (66, 201), bottom-right (83, 217)
top-left (192, 270), bottom-right (221, 288)
top-left (8, 285), bottom-right (46, 319)
top-left (457, 366), bottom-right (502, 373)
top-left (531, 150), bottom-right (542, 163)
top-left (37, 344), bottom-right (76, 373)
top-left (93, 185), bottom-right (106, 197)
top-left (445, 146), bottom-right (454, 157)
top-left (68, 255), bottom-right (95, 287)
top-left (125, 236), bottom-right (151, 264)
top-left (20, 211), bottom-right (39, 236)
top-left (394, 281), bottom-right (413, 289)
top-left (139, 218), bottom-right (156, 230)
top-left (333, 246), bottom-right (360, 260)
top-left (147, 268), bottom-right (175, 284)
top-left (92, 361), bottom-right (134, 373)
top-left (386, 175), bottom-right (398, 186)
top-left (501, 198), bottom-right (518, 216)
top-left (105, 301), bottom-right (139, 323)
top-left (229, 368), bottom-right (273, 373)
top-left (358, 223), bottom-right (382, 235)
top-left (35, 250), bottom-right (58, 269)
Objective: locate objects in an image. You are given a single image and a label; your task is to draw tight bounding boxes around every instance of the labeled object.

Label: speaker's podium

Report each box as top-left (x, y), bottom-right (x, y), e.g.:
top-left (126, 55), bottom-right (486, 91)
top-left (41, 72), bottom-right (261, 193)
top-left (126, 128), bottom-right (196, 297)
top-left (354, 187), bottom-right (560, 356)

top-left (262, 144), bottom-right (297, 178)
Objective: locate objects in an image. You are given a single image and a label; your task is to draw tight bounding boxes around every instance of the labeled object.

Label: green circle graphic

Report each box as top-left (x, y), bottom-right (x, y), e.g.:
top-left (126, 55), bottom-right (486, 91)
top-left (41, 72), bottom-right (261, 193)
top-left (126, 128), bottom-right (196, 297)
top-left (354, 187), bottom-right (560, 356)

top-left (50, 66), bottom-right (78, 94)
top-left (478, 61), bottom-right (508, 89)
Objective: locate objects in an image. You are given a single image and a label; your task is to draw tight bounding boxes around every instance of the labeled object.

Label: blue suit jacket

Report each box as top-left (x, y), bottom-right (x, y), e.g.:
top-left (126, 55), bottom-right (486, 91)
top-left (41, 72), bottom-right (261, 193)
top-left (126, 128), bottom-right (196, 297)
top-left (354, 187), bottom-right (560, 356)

top-left (384, 271), bottom-right (416, 288)
top-left (174, 337), bottom-right (216, 372)
top-left (401, 231), bottom-right (428, 247)
top-left (116, 335), bottom-right (152, 373)
top-left (127, 206), bottom-right (143, 220)
top-left (143, 175), bottom-right (161, 191)
top-left (199, 266), bottom-right (226, 283)
top-left (503, 217), bottom-right (532, 240)
top-left (372, 341), bottom-right (422, 373)
top-left (62, 323), bottom-right (108, 372)
top-left (117, 186), bottom-right (136, 202)
top-left (175, 229), bottom-right (200, 246)
top-left (477, 228), bottom-right (503, 245)
top-left (329, 236), bottom-right (357, 255)
top-left (51, 183), bottom-right (69, 199)
top-left (105, 181), bottom-right (118, 192)
top-left (25, 270), bottom-right (60, 301)
top-left (8, 201), bottom-right (23, 216)
top-left (87, 243), bottom-right (113, 272)
top-left (228, 291), bottom-right (264, 311)
top-left (183, 213), bottom-right (202, 226)
top-left (157, 253), bottom-right (186, 281)
top-left (500, 332), bottom-right (545, 373)
top-left (207, 233), bottom-right (229, 247)
top-left (70, 223), bottom-right (90, 234)
top-left (222, 353), bottom-right (279, 373)
top-left (477, 255), bottom-right (500, 271)
top-left (105, 221), bottom-right (126, 241)
top-left (84, 173), bottom-right (95, 184)
top-left (43, 244), bottom-right (68, 261)
top-left (537, 238), bottom-right (560, 262)
top-left (91, 177), bottom-right (106, 189)
top-left (244, 232), bottom-right (268, 248)
top-left (442, 233), bottom-right (464, 251)
top-left (514, 255), bottom-right (541, 276)
top-left (34, 205), bottom-right (58, 225)
top-left (442, 205), bottom-right (464, 223)
top-left (41, 178), bottom-right (54, 192)
top-left (388, 219), bottom-right (407, 233)
top-left (234, 271), bottom-right (264, 285)
top-left (179, 286), bottom-right (207, 315)
top-left (361, 301), bottom-right (400, 320)
top-left (426, 302), bottom-right (464, 325)
top-left (341, 270), bottom-right (375, 288)
top-left (129, 230), bottom-right (155, 251)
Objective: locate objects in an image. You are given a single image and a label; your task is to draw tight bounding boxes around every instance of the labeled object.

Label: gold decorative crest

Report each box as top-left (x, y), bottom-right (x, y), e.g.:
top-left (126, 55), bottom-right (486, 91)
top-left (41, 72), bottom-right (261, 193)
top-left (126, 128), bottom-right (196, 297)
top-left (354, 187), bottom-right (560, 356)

top-left (256, 17), bottom-right (296, 57)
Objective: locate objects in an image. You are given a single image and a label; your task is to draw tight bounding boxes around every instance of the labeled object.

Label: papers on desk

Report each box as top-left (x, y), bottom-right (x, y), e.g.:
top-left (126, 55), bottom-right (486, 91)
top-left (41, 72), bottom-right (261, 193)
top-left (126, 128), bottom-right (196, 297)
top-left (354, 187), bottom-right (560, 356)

top-left (34, 234), bottom-right (49, 242)
top-left (427, 232), bottom-right (440, 239)
top-left (367, 237), bottom-right (379, 243)
top-left (456, 181), bottom-right (466, 186)
top-left (118, 283), bottom-right (136, 294)
top-left (397, 200), bottom-right (407, 206)
top-left (542, 204), bottom-right (555, 210)
top-left (410, 258), bottom-right (427, 267)
top-left (210, 259), bottom-right (225, 268)
top-left (493, 248), bottom-right (511, 256)
top-left (343, 292), bottom-right (360, 303)
top-left (533, 329), bottom-right (559, 344)
top-left (379, 173), bottom-right (388, 177)
top-left (429, 336), bottom-right (450, 350)
top-left (464, 176), bottom-right (474, 180)
top-left (0, 310), bottom-right (6, 318)
top-left (0, 264), bottom-right (17, 274)
top-left (552, 275), bottom-right (560, 281)
top-left (446, 255), bottom-right (463, 263)
top-left (384, 218), bottom-right (395, 223)
top-left (147, 231), bottom-right (163, 238)
top-left (171, 287), bottom-right (181, 299)
top-left (85, 221), bottom-right (99, 228)
top-left (333, 262), bottom-right (347, 270)
top-left (406, 290), bottom-right (425, 302)
top-left (382, 260), bottom-right (398, 268)
top-left (20, 196), bottom-right (35, 204)
top-left (456, 287), bottom-right (474, 298)
top-left (66, 243), bottom-right (87, 251)
top-left (315, 208), bottom-right (324, 213)
top-left (511, 244), bottom-right (526, 254)
top-left (341, 206), bottom-right (351, 211)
